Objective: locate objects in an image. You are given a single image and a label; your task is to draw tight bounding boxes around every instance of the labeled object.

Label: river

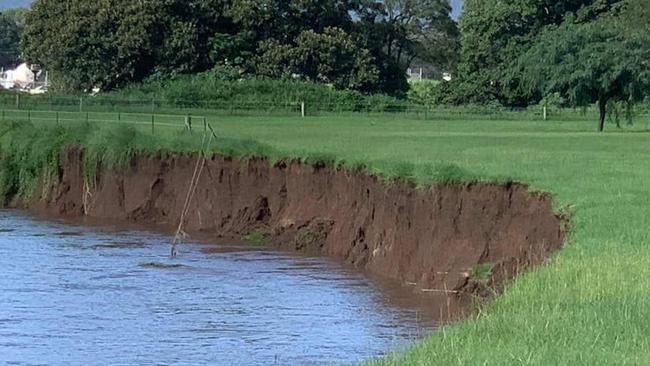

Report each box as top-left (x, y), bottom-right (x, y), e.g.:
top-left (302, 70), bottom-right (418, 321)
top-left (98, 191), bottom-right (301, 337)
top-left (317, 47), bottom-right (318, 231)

top-left (0, 210), bottom-right (438, 365)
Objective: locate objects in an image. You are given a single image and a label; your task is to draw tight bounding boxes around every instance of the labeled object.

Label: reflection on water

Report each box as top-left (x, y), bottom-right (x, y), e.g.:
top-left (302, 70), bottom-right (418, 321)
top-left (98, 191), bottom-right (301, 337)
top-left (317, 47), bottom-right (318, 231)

top-left (0, 210), bottom-right (438, 365)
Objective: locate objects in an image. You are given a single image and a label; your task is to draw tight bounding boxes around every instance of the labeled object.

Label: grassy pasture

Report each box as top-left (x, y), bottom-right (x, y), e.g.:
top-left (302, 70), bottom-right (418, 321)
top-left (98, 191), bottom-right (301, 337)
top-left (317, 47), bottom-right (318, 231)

top-left (1, 112), bottom-right (650, 365)
top-left (217, 114), bottom-right (650, 365)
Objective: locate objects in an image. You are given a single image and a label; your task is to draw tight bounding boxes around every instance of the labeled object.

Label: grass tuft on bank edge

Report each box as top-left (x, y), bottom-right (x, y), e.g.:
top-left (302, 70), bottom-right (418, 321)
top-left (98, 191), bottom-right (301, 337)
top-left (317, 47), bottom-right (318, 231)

top-left (0, 121), bottom-right (479, 202)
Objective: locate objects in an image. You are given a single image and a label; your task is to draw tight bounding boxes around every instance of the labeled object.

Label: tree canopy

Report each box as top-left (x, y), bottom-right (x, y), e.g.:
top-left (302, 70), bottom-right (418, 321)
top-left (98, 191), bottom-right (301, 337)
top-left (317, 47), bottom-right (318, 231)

top-left (447, 0), bottom-right (624, 105)
top-left (355, 0), bottom-right (458, 93)
top-left (436, 0), bottom-right (649, 130)
top-left (518, 18), bottom-right (649, 131)
top-left (514, 0), bottom-right (650, 131)
top-left (22, 0), bottom-right (458, 94)
top-left (255, 27), bottom-right (380, 91)
top-left (0, 10), bottom-right (23, 67)
top-left (22, 0), bottom-right (235, 90)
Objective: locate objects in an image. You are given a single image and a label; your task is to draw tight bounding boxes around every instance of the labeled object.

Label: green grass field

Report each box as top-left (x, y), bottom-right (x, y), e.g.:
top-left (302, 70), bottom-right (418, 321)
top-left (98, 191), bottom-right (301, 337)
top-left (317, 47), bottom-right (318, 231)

top-left (2, 112), bottom-right (650, 365)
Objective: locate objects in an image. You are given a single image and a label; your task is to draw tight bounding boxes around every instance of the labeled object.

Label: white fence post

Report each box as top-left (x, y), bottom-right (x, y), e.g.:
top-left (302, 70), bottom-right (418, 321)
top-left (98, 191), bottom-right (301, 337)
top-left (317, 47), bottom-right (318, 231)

top-left (301, 102), bottom-right (305, 118)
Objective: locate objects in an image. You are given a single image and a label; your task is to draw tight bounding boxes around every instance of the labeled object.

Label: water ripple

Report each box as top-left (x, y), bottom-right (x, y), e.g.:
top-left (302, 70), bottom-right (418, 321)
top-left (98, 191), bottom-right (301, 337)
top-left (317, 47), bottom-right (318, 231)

top-left (0, 209), bottom-right (437, 366)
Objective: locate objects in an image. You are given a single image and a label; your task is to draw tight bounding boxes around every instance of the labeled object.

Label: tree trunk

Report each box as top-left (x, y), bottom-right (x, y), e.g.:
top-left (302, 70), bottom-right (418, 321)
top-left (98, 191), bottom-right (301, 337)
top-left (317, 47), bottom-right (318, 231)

top-left (598, 95), bottom-right (607, 132)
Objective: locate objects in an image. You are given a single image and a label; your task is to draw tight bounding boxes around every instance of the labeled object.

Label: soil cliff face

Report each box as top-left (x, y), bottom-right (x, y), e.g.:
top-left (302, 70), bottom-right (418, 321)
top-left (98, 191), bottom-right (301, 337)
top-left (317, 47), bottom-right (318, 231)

top-left (24, 147), bottom-right (565, 293)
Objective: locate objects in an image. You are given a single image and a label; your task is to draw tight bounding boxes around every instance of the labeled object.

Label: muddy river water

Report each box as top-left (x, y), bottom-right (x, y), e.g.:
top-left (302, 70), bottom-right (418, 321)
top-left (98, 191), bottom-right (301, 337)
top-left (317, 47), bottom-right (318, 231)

top-left (0, 210), bottom-right (439, 365)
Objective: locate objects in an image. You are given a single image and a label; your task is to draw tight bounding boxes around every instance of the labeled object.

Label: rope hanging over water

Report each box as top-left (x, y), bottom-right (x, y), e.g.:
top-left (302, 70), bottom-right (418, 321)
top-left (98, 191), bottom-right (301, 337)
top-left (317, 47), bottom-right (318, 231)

top-left (170, 130), bottom-right (214, 257)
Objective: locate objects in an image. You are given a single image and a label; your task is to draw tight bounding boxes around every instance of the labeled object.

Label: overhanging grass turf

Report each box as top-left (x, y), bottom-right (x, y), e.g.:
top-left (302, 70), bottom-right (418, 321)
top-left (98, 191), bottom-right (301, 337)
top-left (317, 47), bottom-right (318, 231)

top-left (2, 113), bottom-right (650, 365)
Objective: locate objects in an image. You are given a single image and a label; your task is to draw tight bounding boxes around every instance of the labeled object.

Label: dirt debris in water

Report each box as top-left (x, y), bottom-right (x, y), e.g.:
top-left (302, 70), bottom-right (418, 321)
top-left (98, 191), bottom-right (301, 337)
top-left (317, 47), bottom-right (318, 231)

top-left (91, 241), bottom-right (148, 249)
top-left (139, 262), bottom-right (185, 269)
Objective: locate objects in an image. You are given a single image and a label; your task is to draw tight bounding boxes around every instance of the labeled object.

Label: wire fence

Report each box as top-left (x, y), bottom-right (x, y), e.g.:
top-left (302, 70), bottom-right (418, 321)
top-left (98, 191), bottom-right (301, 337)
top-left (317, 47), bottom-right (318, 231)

top-left (0, 108), bottom-right (208, 134)
top-left (0, 93), bottom-right (305, 117)
top-left (0, 92), bottom-right (614, 121)
top-left (1, 92), bottom-right (647, 124)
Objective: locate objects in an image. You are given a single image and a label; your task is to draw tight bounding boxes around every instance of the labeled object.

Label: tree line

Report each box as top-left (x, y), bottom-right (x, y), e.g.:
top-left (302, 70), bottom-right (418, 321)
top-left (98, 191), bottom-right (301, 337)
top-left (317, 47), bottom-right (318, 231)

top-left (3, 0), bottom-right (649, 131)
top-left (444, 0), bottom-right (649, 131)
top-left (0, 8), bottom-right (27, 67)
top-left (18, 0), bottom-right (458, 95)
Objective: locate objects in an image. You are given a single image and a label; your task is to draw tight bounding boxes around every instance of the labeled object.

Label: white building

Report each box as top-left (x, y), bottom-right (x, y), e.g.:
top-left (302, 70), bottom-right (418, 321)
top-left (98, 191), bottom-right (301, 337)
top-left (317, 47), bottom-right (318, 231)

top-left (0, 63), bottom-right (49, 93)
top-left (1, 63), bottom-right (35, 88)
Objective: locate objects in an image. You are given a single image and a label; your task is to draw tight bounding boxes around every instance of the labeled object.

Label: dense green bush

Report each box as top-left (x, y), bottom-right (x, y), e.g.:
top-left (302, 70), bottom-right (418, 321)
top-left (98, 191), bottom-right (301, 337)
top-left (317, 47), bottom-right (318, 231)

top-left (407, 79), bottom-right (441, 105)
top-left (0, 121), bottom-right (278, 202)
top-left (104, 67), bottom-right (404, 112)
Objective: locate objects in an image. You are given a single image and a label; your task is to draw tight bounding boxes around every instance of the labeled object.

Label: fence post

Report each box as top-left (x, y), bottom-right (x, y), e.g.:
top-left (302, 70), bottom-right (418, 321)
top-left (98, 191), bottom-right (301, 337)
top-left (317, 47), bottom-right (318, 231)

top-left (15, 94), bottom-right (20, 109)
top-left (151, 114), bottom-right (155, 135)
top-left (117, 112), bottom-right (121, 122)
top-left (85, 112), bottom-right (89, 124)
top-left (185, 114), bottom-right (192, 133)
top-left (203, 117), bottom-right (207, 132)
top-left (28, 110), bottom-right (31, 122)
top-left (301, 102), bottom-right (305, 118)
top-left (543, 106), bottom-right (548, 121)
top-left (56, 111), bottom-right (59, 125)
top-left (79, 97), bottom-right (83, 112)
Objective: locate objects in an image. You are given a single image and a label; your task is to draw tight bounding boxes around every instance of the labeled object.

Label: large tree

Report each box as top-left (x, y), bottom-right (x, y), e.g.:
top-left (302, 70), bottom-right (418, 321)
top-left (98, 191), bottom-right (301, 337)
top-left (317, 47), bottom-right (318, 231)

top-left (22, 0), bottom-right (458, 94)
top-left (255, 27), bottom-right (379, 91)
top-left (223, 0), bottom-right (362, 78)
top-left (22, 0), bottom-right (368, 91)
top-left (355, 0), bottom-right (458, 94)
top-left (517, 1), bottom-right (650, 131)
top-left (0, 11), bottom-right (22, 67)
top-left (225, 0), bottom-right (455, 94)
top-left (227, 0), bottom-right (356, 44)
top-left (22, 0), bottom-right (233, 90)
top-left (450, 0), bottom-right (620, 105)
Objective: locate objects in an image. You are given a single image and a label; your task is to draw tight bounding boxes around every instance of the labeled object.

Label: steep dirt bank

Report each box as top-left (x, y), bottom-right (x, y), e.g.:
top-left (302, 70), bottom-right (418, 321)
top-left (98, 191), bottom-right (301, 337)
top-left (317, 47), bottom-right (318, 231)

top-left (16, 147), bottom-right (564, 294)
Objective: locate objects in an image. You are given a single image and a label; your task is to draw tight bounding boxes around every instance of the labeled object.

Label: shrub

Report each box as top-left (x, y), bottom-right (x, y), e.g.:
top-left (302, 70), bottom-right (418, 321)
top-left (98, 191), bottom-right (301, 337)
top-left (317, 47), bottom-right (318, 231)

top-left (407, 79), bottom-right (441, 105)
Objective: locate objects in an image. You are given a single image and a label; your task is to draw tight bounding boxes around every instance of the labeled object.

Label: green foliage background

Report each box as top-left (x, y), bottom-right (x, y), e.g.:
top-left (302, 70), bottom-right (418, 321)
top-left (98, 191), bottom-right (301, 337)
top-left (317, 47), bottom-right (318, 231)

top-left (20, 0), bottom-right (458, 95)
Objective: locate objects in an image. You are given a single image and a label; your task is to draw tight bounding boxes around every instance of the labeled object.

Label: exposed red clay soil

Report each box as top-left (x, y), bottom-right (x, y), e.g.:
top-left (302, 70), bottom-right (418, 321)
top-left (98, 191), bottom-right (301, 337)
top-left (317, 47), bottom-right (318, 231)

top-left (19, 147), bottom-right (565, 295)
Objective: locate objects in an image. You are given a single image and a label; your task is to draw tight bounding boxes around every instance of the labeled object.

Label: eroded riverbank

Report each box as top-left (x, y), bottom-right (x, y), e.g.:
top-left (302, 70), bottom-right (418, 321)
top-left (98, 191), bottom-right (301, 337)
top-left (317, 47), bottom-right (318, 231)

top-left (12, 147), bottom-right (565, 300)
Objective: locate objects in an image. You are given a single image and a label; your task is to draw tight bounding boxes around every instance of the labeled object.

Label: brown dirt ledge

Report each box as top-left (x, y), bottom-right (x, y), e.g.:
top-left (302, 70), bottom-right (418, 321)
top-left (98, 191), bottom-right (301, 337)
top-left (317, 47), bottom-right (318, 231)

top-left (14, 147), bottom-right (565, 297)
